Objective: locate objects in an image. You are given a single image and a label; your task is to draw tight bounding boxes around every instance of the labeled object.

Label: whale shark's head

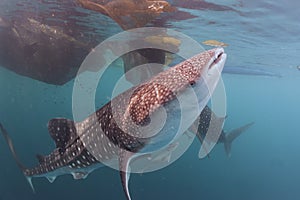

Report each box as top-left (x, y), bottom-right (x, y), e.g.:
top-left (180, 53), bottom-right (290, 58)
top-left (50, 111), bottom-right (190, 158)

top-left (125, 47), bottom-right (226, 124)
top-left (120, 48), bottom-right (226, 154)
top-left (172, 47), bottom-right (226, 142)
top-left (193, 47), bottom-right (226, 97)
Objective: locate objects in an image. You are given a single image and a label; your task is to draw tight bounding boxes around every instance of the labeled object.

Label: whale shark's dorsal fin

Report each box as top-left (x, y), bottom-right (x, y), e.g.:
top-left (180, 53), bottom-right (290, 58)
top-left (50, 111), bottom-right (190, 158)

top-left (47, 118), bottom-right (77, 152)
top-left (36, 154), bottom-right (46, 164)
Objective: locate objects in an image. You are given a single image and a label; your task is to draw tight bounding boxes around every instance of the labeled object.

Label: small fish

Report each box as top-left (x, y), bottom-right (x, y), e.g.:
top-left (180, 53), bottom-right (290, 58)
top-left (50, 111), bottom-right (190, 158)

top-left (1, 48), bottom-right (226, 200)
top-left (202, 40), bottom-right (228, 47)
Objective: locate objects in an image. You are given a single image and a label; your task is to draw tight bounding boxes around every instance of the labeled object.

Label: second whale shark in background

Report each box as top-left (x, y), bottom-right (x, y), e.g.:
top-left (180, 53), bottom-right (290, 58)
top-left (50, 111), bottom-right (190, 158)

top-left (135, 104), bottom-right (254, 170)
top-left (190, 106), bottom-right (254, 158)
top-left (0, 48), bottom-right (226, 200)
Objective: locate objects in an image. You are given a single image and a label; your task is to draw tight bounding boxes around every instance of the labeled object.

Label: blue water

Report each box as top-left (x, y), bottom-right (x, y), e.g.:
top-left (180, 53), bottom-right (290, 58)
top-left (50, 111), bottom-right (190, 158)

top-left (1, 0), bottom-right (300, 200)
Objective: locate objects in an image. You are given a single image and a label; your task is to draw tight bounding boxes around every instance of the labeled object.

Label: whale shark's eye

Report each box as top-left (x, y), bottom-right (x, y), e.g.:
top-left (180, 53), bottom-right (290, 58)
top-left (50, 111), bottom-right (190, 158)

top-left (189, 81), bottom-right (196, 86)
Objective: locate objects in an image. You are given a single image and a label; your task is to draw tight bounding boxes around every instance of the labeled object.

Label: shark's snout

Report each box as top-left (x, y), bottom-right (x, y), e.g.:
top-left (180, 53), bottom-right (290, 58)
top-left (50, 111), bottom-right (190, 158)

top-left (207, 48), bottom-right (226, 77)
top-left (209, 48), bottom-right (226, 69)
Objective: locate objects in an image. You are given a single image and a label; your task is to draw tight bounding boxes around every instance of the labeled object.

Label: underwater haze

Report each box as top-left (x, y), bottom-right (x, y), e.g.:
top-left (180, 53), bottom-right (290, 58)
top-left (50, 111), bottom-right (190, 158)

top-left (1, 0), bottom-right (300, 200)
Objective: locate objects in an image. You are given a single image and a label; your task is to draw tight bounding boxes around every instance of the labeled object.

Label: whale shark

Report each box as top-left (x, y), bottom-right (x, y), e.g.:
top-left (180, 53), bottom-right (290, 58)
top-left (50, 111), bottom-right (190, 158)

top-left (0, 48), bottom-right (226, 200)
top-left (189, 105), bottom-right (254, 157)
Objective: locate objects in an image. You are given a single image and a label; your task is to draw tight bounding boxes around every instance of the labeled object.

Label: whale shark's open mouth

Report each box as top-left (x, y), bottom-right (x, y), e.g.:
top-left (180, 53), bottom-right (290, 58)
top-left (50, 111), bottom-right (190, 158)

top-left (212, 52), bottom-right (224, 65)
top-left (209, 48), bottom-right (225, 69)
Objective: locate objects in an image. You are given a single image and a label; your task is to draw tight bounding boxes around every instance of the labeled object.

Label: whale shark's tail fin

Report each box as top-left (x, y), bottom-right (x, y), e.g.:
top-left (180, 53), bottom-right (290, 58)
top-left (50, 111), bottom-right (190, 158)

top-left (0, 122), bottom-right (27, 171)
top-left (223, 122), bottom-right (254, 157)
top-left (0, 122), bottom-right (35, 192)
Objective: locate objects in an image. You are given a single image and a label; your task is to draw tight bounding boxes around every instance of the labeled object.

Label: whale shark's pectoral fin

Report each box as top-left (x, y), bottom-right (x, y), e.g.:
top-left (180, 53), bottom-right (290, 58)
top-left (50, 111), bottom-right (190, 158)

top-left (119, 150), bottom-right (135, 200)
top-left (47, 118), bottom-right (77, 153)
top-left (195, 131), bottom-right (211, 159)
top-left (186, 126), bottom-right (211, 159)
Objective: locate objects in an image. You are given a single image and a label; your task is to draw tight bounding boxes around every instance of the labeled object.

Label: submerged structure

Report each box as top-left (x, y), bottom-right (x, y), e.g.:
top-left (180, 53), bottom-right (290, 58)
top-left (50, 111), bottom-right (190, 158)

top-left (0, 0), bottom-right (235, 85)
